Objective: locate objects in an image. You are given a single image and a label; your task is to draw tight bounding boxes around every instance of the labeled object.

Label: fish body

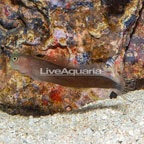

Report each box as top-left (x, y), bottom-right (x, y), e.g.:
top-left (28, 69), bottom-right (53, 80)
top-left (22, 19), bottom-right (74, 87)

top-left (10, 53), bottom-right (124, 90)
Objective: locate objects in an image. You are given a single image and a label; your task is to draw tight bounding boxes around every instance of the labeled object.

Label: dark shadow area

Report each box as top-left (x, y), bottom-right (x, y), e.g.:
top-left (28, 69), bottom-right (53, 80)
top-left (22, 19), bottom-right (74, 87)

top-left (101, 0), bottom-right (131, 15)
top-left (135, 79), bottom-right (144, 90)
top-left (0, 104), bottom-right (52, 117)
top-left (0, 100), bottom-right (123, 117)
top-left (124, 4), bottom-right (144, 52)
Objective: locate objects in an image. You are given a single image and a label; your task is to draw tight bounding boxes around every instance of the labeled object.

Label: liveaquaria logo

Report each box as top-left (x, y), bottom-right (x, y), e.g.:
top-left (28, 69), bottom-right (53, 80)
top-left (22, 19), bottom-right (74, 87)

top-left (40, 68), bottom-right (103, 76)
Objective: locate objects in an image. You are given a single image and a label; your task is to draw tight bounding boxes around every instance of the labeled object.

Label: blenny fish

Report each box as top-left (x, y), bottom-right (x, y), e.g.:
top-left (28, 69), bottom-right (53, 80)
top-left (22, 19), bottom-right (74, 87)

top-left (10, 53), bottom-right (124, 90)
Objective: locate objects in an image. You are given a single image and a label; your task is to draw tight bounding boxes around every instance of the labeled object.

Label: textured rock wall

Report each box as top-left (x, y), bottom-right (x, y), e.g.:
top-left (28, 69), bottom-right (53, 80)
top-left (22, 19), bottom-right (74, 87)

top-left (0, 0), bottom-right (143, 115)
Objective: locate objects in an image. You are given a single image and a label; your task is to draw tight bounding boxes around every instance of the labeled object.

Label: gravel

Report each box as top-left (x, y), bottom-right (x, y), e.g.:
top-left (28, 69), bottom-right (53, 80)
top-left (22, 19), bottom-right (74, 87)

top-left (0, 90), bottom-right (144, 144)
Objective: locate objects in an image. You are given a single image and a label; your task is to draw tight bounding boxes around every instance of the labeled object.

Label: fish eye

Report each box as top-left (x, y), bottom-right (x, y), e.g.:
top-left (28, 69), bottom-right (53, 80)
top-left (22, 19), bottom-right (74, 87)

top-left (12, 57), bottom-right (18, 62)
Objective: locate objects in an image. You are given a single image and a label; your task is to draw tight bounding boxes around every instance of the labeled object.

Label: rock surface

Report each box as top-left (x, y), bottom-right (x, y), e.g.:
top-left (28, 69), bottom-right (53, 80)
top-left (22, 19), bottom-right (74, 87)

top-left (0, 0), bottom-right (143, 114)
top-left (0, 90), bottom-right (143, 144)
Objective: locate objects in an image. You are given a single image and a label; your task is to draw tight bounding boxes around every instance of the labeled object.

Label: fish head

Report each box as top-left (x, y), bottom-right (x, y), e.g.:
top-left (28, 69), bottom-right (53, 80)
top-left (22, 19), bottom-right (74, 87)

top-left (10, 52), bottom-right (31, 74)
